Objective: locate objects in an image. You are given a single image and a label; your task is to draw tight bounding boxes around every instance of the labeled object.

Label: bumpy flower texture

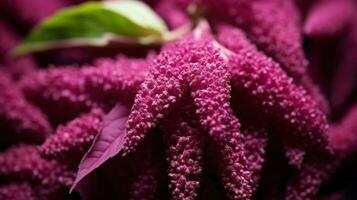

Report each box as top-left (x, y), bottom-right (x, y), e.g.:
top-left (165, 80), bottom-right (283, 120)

top-left (0, 0), bottom-right (356, 200)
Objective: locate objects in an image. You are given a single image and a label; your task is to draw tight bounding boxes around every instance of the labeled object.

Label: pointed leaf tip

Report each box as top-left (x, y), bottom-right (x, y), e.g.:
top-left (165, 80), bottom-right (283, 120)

top-left (71, 102), bottom-right (130, 192)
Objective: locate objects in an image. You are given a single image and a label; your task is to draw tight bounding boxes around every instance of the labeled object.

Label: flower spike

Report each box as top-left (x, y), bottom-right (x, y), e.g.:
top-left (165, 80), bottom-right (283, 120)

top-left (217, 24), bottom-right (331, 155)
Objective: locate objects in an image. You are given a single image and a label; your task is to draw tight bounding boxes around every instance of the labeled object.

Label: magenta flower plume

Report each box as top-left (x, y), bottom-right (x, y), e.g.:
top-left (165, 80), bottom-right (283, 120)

top-left (0, 72), bottom-right (51, 143)
top-left (0, 0), bottom-right (64, 29)
top-left (122, 29), bottom-right (253, 199)
top-left (161, 101), bottom-right (204, 200)
top-left (207, 0), bottom-right (307, 77)
top-left (217, 24), bottom-right (331, 155)
top-left (0, 183), bottom-right (37, 200)
top-left (0, 145), bottom-right (75, 189)
top-left (39, 108), bottom-right (104, 165)
top-left (304, 0), bottom-right (355, 38)
top-left (189, 37), bottom-right (252, 199)
top-left (19, 55), bottom-right (152, 123)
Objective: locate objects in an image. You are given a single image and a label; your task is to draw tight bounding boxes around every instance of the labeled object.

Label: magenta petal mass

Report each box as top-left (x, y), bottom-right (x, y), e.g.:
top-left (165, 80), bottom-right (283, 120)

top-left (71, 103), bottom-right (130, 191)
top-left (1, 0), bottom-right (356, 199)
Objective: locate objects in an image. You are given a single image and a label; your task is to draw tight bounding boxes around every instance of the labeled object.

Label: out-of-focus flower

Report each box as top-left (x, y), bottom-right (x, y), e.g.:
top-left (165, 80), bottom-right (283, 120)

top-left (0, 0), bottom-right (65, 29)
top-left (0, 72), bottom-right (51, 144)
top-left (206, 0), bottom-right (307, 77)
top-left (0, 145), bottom-right (75, 199)
top-left (286, 104), bottom-right (357, 200)
top-left (0, 183), bottom-right (37, 200)
top-left (304, 0), bottom-right (357, 113)
top-left (19, 66), bottom-right (91, 124)
top-left (330, 17), bottom-right (357, 112)
top-left (19, 55), bottom-right (152, 123)
top-left (304, 0), bottom-right (355, 38)
top-left (0, 21), bottom-right (36, 79)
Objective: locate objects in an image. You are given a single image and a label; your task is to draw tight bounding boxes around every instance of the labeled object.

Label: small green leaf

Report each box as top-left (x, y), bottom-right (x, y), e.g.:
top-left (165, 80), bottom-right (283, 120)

top-left (12, 0), bottom-right (168, 57)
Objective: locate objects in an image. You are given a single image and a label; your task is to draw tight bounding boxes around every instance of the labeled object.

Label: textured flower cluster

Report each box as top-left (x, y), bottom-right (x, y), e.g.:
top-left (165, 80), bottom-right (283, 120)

top-left (0, 0), bottom-right (356, 200)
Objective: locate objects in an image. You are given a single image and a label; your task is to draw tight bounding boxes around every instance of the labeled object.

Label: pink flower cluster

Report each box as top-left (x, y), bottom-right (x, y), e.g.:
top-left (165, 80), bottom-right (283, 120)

top-left (0, 0), bottom-right (356, 199)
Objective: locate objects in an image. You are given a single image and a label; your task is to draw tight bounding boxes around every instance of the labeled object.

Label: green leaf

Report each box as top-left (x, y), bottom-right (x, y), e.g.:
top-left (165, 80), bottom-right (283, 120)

top-left (12, 0), bottom-right (168, 57)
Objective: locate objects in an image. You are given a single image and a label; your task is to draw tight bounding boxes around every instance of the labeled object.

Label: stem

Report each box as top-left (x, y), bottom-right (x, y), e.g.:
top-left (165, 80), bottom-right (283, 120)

top-left (192, 19), bottom-right (233, 61)
top-left (163, 23), bottom-right (193, 42)
top-left (212, 40), bottom-right (233, 61)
